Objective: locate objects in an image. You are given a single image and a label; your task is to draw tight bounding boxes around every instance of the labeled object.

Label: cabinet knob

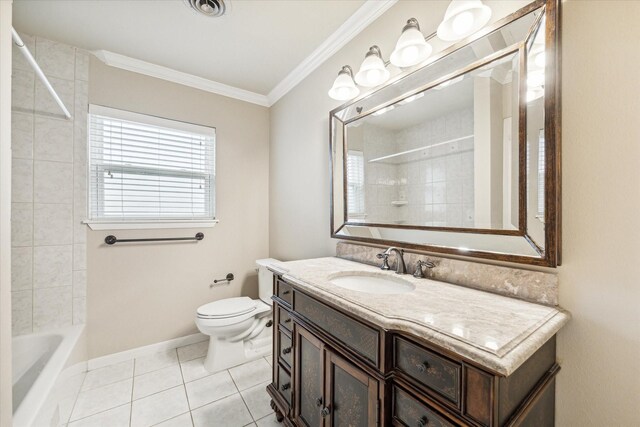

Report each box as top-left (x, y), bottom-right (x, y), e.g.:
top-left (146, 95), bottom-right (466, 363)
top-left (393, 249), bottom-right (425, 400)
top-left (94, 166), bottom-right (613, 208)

top-left (320, 407), bottom-right (331, 418)
top-left (416, 362), bottom-right (429, 373)
top-left (282, 290), bottom-right (291, 295)
top-left (417, 416), bottom-right (428, 426)
top-left (315, 397), bottom-right (323, 407)
top-left (280, 383), bottom-right (290, 391)
top-left (284, 318), bottom-right (292, 323)
top-left (282, 347), bottom-right (292, 355)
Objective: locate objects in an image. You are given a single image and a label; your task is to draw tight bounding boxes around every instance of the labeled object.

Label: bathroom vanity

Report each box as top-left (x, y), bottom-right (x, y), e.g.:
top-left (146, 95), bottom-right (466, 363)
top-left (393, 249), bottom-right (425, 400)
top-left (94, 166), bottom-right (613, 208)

top-left (266, 258), bottom-right (569, 427)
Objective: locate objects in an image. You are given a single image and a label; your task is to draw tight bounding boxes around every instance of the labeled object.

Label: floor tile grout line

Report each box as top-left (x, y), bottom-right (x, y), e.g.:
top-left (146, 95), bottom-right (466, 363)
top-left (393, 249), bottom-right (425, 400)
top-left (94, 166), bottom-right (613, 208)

top-left (67, 401), bottom-right (130, 425)
top-left (228, 369), bottom-right (256, 422)
top-left (66, 369), bottom-right (90, 424)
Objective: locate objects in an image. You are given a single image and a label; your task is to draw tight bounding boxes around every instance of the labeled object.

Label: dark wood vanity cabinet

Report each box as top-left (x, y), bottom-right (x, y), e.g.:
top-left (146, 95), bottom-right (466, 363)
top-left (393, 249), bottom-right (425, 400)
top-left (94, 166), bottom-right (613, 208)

top-left (267, 277), bottom-right (559, 427)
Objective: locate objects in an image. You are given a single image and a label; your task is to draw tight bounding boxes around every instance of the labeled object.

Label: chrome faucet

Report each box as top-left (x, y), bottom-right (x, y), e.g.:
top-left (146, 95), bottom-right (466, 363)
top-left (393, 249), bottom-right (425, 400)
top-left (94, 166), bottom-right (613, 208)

top-left (380, 247), bottom-right (406, 274)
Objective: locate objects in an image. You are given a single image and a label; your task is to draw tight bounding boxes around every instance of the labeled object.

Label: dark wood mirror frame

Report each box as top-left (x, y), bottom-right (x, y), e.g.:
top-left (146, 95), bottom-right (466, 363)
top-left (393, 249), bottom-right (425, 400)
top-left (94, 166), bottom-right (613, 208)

top-left (329, 0), bottom-right (561, 267)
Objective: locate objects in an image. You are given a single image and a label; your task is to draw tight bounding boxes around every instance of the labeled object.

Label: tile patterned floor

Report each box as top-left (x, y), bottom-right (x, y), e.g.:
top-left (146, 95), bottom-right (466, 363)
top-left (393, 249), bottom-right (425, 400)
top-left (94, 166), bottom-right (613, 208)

top-left (60, 340), bottom-right (280, 427)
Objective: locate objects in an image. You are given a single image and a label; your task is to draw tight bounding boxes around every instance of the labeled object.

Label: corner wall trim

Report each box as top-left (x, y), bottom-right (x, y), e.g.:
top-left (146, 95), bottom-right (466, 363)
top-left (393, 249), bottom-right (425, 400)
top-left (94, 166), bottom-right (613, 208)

top-left (93, 50), bottom-right (270, 107)
top-left (266, 0), bottom-right (399, 106)
top-left (87, 332), bottom-right (208, 371)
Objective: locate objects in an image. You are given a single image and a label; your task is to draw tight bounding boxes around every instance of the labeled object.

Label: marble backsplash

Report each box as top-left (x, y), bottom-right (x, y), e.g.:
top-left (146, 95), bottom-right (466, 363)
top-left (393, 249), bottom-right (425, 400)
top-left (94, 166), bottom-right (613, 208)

top-left (336, 241), bottom-right (558, 306)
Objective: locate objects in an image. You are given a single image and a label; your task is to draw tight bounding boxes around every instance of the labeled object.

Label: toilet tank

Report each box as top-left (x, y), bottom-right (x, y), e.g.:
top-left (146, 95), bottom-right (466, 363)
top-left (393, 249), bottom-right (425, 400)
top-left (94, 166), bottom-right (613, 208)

top-left (256, 258), bottom-right (280, 305)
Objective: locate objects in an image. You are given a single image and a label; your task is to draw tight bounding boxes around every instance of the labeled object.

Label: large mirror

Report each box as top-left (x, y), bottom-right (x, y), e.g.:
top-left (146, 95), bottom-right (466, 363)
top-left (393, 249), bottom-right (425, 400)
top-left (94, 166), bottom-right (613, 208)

top-left (330, 0), bottom-right (560, 266)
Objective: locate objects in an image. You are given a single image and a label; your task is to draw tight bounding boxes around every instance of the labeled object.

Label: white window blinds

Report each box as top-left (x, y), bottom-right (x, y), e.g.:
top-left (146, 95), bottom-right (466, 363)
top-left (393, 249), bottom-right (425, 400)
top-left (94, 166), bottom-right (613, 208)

top-left (88, 105), bottom-right (216, 222)
top-left (347, 150), bottom-right (365, 218)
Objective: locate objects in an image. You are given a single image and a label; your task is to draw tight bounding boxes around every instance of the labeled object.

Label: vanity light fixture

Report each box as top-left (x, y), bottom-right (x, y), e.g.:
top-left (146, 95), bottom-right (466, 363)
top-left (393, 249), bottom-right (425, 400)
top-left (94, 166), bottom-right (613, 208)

top-left (390, 18), bottom-right (433, 68)
top-left (437, 0), bottom-right (492, 41)
top-left (355, 46), bottom-right (391, 87)
top-left (328, 1), bottom-right (494, 101)
top-left (328, 66), bottom-right (360, 101)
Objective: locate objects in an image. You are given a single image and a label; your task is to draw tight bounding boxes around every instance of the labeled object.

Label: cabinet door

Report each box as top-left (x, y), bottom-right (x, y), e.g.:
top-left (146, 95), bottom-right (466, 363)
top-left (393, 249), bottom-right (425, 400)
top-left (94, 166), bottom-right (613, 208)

top-left (294, 325), bottom-right (325, 427)
top-left (326, 350), bottom-right (379, 427)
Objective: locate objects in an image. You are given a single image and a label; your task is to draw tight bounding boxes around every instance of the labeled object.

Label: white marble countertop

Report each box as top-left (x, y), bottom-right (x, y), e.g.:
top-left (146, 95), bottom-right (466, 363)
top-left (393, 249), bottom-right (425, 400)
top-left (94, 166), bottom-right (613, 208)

top-left (268, 257), bottom-right (570, 376)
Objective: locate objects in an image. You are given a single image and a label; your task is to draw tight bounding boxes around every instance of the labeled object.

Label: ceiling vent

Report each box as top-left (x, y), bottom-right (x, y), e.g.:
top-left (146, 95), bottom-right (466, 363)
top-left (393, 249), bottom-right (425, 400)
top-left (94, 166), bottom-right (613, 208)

top-left (184, 0), bottom-right (226, 17)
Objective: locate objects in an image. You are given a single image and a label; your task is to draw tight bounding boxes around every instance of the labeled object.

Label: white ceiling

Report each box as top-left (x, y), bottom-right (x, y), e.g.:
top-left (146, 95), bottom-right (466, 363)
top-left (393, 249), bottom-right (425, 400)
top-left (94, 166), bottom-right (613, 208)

top-left (12, 0), bottom-right (366, 95)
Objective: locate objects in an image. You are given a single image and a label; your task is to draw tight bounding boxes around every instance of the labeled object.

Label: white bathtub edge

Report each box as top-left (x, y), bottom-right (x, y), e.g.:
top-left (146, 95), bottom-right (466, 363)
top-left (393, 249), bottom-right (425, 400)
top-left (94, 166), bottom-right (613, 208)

top-left (87, 332), bottom-right (208, 370)
top-left (13, 325), bottom-right (85, 427)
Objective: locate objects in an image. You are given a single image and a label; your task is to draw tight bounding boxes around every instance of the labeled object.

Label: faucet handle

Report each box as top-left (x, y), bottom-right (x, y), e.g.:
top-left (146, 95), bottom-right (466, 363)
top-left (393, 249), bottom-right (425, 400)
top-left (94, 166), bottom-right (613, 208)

top-left (376, 252), bottom-right (391, 270)
top-left (413, 259), bottom-right (435, 278)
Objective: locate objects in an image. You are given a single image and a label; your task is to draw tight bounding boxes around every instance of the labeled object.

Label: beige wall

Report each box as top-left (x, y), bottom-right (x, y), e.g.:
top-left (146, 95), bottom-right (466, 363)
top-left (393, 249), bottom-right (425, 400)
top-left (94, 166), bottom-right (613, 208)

top-left (0, 2), bottom-right (13, 424)
top-left (269, 1), bottom-right (640, 425)
top-left (87, 58), bottom-right (270, 358)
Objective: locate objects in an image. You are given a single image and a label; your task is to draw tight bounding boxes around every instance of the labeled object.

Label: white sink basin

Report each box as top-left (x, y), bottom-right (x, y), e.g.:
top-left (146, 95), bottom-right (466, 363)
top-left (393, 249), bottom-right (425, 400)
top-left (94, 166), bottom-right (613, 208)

top-left (327, 273), bottom-right (416, 294)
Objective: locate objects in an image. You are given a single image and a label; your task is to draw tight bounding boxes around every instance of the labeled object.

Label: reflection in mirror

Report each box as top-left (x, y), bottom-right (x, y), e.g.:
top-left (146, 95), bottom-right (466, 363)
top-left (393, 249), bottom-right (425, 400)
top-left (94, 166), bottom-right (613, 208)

top-left (345, 51), bottom-right (520, 231)
top-left (526, 14), bottom-right (546, 249)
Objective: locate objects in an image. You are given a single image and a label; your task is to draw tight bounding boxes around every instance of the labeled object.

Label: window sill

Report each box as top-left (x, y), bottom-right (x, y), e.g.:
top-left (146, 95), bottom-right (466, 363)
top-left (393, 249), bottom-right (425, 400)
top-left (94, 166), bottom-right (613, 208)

top-left (84, 220), bottom-right (219, 231)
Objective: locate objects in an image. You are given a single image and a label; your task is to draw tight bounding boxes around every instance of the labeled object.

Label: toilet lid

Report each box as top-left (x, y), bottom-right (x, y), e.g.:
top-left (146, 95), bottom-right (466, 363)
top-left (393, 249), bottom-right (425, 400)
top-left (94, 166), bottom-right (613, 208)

top-left (197, 297), bottom-right (257, 319)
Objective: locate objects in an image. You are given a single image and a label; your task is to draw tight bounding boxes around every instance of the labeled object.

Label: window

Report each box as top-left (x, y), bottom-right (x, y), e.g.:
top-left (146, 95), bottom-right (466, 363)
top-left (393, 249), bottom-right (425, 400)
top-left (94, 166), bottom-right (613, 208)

top-left (87, 105), bottom-right (216, 228)
top-left (347, 150), bottom-right (365, 219)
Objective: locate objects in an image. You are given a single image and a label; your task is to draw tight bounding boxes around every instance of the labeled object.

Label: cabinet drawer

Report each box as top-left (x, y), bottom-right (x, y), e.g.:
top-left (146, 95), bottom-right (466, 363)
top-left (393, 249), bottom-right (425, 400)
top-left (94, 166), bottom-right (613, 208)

top-left (295, 291), bottom-right (379, 365)
top-left (276, 279), bottom-right (293, 306)
top-left (394, 338), bottom-right (461, 406)
top-left (277, 364), bottom-right (292, 406)
top-left (278, 329), bottom-right (293, 368)
top-left (393, 386), bottom-right (457, 427)
top-left (279, 307), bottom-right (292, 332)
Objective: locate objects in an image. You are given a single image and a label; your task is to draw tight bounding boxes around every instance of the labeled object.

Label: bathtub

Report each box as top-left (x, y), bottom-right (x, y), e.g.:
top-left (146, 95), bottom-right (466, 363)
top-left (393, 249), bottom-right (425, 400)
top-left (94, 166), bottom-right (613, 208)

top-left (12, 326), bottom-right (85, 427)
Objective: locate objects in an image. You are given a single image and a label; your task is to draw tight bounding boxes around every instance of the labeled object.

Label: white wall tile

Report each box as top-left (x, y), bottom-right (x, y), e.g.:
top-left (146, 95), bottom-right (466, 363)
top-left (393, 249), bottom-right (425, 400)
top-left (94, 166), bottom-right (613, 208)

top-left (446, 179), bottom-right (463, 204)
top-left (73, 297), bottom-right (86, 325)
top-left (35, 37), bottom-right (76, 81)
top-left (11, 69), bottom-right (35, 112)
top-left (33, 286), bottom-right (72, 331)
top-left (11, 158), bottom-right (33, 203)
top-left (34, 160), bottom-right (73, 203)
top-left (33, 244), bottom-right (72, 288)
top-left (12, 112), bottom-right (34, 159)
top-left (73, 243), bottom-right (86, 271)
top-left (11, 246), bottom-right (33, 291)
top-left (75, 51), bottom-right (90, 82)
top-left (34, 203), bottom-right (73, 245)
top-left (35, 76), bottom-right (74, 118)
top-left (12, 32), bottom-right (35, 72)
top-left (73, 269), bottom-right (86, 297)
top-left (11, 202), bottom-right (33, 247)
top-left (34, 116), bottom-right (73, 162)
top-left (12, 290), bottom-right (32, 335)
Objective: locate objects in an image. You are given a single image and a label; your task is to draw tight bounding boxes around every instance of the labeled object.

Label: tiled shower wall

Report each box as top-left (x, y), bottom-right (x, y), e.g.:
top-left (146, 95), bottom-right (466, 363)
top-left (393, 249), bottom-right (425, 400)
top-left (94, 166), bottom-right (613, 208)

top-left (362, 107), bottom-right (474, 227)
top-left (11, 33), bottom-right (88, 335)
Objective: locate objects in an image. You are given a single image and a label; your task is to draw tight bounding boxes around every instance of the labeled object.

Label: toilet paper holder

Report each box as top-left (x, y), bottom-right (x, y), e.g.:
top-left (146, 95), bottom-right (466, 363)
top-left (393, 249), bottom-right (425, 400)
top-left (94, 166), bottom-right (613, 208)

top-left (211, 273), bottom-right (234, 287)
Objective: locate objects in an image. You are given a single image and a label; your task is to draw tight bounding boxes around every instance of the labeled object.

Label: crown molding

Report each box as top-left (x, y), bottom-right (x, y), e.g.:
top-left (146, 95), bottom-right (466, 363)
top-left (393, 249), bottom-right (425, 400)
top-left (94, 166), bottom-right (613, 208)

top-left (93, 0), bottom-right (398, 108)
top-left (93, 50), bottom-right (270, 107)
top-left (266, 0), bottom-right (398, 106)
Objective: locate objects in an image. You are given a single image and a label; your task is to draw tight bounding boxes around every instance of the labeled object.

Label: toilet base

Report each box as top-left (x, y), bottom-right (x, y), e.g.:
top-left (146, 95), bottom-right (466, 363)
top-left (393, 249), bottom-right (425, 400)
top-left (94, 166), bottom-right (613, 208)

top-left (203, 325), bottom-right (272, 373)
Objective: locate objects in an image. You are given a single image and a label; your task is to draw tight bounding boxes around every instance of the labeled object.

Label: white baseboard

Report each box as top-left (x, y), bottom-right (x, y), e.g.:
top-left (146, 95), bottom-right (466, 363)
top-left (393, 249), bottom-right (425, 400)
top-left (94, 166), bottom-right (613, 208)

top-left (88, 333), bottom-right (208, 371)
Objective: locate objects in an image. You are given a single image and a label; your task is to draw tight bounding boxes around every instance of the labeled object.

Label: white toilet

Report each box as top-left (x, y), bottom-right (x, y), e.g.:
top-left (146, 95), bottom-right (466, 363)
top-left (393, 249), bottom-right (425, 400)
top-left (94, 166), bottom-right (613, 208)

top-left (195, 258), bottom-right (279, 373)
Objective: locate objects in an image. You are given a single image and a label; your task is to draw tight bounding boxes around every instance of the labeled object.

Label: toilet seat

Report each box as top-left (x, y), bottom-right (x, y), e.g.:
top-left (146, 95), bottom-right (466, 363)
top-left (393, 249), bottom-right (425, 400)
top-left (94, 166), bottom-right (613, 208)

top-left (197, 297), bottom-right (257, 319)
top-left (196, 297), bottom-right (271, 327)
